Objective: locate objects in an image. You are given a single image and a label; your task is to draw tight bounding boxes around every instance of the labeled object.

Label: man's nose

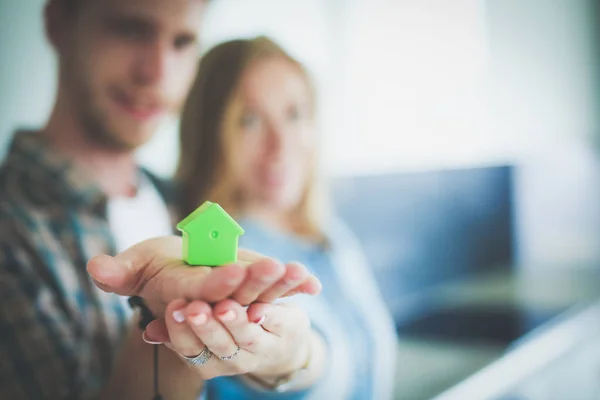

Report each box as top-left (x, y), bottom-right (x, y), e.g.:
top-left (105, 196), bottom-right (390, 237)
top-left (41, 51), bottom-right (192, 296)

top-left (132, 40), bottom-right (170, 86)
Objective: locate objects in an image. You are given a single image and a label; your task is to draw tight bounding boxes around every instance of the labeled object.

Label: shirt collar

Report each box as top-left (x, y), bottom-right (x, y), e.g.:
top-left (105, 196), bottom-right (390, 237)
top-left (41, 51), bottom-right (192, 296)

top-left (4, 130), bottom-right (107, 209)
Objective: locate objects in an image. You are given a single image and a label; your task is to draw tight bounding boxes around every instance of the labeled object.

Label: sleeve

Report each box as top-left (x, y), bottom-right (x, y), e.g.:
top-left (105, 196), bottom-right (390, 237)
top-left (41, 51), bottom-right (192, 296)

top-left (329, 218), bottom-right (398, 400)
top-left (205, 376), bottom-right (313, 400)
top-left (0, 240), bottom-right (96, 400)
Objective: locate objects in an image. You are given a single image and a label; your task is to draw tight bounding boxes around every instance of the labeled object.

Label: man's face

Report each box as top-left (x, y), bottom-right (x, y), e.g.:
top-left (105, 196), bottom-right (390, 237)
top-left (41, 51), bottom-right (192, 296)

top-left (57, 0), bottom-right (204, 151)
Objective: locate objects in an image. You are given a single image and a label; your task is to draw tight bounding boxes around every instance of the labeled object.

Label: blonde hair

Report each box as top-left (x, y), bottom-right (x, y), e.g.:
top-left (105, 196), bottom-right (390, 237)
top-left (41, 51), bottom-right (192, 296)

top-left (175, 36), bottom-right (327, 241)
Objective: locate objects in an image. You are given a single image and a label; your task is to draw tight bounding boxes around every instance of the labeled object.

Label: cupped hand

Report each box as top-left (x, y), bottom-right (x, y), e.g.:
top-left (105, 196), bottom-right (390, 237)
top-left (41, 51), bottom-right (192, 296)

top-left (144, 298), bottom-right (317, 381)
top-left (86, 236), bottom-right (321, 317)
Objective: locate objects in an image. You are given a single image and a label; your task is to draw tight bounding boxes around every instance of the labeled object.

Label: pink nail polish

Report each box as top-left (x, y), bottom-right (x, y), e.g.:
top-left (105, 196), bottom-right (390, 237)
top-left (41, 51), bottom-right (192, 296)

top-left (189, 313), bottom-right (208, 326)
top-left (173, 310), bottom-right (186, 323)
top-left (218, 310), bottom-right (236, 321)
top-left (142, 331), bottom-right (163, 345)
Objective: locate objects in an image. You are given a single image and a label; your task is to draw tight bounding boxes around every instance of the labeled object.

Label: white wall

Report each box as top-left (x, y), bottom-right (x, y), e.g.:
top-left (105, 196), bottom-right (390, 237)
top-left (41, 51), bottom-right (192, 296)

top-left (486, 0), bottom-right (600, 267)
top-left (0, 0), bottom-right (55, 160)
top-left (332, 0), bottom-right (491, 175)
top-left (486, 0), bottom-right (598, 152)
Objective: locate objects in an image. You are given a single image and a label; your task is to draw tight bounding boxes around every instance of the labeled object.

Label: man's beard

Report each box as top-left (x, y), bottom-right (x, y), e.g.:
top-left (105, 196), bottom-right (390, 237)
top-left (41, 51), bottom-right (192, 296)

top-left (75, 84), bottom-right (153, 152)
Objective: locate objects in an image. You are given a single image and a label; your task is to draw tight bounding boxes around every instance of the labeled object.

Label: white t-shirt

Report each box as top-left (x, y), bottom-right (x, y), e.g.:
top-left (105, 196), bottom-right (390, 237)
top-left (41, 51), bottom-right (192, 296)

top-left (106, 174), bottom-right (174, 314)
top-left (107, 174), bottom-right (173, 253)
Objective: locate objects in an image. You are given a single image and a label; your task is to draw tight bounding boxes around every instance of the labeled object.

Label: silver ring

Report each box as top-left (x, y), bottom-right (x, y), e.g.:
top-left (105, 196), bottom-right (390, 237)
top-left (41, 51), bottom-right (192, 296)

top-left (182, 346), bottom-right (212, 366)
top-left (219, 345), bottom-right (241, 361)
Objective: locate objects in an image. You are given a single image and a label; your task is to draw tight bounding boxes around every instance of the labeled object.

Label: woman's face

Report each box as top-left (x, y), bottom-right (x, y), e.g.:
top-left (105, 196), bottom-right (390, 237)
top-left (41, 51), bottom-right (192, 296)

top-left (229, 56), bottom-right (315, 212)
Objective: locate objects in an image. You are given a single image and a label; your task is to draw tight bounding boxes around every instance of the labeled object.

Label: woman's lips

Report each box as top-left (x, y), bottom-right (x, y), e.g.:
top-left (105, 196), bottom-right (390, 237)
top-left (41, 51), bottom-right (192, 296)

top-left (263, 171), bottom-right (286, 187)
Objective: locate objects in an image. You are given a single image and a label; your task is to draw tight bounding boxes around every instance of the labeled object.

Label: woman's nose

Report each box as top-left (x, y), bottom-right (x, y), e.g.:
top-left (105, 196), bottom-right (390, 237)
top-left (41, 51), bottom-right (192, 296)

top-left (265, 124), bottom-right (286, 159)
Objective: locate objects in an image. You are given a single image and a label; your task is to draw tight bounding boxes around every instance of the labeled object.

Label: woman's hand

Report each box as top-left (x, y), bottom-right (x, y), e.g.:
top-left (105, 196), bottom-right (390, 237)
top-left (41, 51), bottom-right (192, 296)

top-left (86, 236), bottom-right (321, 318)
top-left (143, 299), bottom-right (325, 385)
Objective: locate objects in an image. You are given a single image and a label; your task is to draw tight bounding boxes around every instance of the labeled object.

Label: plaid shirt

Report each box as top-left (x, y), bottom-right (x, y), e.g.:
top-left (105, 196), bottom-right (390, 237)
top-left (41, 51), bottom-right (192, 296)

top-left (0, 131), bottom-right (175, 399)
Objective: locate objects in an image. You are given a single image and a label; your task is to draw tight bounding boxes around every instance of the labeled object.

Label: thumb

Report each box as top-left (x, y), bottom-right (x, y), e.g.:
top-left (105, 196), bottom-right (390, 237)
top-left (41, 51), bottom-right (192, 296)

top-left (86, 254), bottom-right (137, 295)
top-left (86, 236), bottom-right (179, 295)
top-left (87, 236), bottom-right (182, 296)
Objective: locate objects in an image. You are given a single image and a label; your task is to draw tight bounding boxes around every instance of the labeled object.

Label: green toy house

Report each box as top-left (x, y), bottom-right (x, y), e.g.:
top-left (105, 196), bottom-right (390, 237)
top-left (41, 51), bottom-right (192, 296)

top-left (177, 201), bottom-right (244, 267)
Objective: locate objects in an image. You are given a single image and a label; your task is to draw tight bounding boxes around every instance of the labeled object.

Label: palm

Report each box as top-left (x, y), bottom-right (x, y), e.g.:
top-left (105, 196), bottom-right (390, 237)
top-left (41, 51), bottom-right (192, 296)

top-left (87, 236), bottom-right (320, 318)
top-left (122, 237), bottom-right (255, 317)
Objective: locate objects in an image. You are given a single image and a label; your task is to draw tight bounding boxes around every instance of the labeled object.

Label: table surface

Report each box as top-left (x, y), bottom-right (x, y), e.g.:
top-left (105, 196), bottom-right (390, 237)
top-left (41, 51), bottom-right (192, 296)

top-left (392, 266), bottom-right (600, 400)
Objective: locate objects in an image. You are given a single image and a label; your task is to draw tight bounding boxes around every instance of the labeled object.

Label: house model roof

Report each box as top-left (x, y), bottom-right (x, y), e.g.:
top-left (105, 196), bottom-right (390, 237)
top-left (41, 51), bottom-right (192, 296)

top-left (176, 201), bottom-right (244, 234)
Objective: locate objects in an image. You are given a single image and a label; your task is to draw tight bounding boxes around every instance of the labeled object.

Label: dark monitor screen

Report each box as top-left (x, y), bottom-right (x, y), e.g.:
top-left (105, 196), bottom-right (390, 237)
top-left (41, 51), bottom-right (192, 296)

top-left (330, 165), bottom-right (514, 326)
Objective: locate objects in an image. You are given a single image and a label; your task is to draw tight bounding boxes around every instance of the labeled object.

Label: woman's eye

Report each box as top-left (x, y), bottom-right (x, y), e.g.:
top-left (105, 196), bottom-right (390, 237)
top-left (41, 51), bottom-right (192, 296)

top-left (240, 112), bottom-right (259, 129)
top-left (288, 106), bottom-right (301, 122)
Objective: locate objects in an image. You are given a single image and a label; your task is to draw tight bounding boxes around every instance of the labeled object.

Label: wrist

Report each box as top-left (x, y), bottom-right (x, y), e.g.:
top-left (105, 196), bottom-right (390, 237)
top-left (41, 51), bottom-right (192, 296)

top-left (254, 332), bottom-right (312, 380)
top-left (244, 329), bottom-right (325, 392)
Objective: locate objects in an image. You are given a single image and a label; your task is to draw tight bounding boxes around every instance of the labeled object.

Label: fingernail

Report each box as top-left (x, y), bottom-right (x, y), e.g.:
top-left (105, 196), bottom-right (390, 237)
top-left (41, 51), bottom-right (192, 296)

top-left (188, 313), bottom-right (208, 326)
top-left (142, 331), bottom-right (163, 345)
top-left (312, 279), bottom-right (323, 292)
top-left (87, 255), bottom-right (124, 286)
top-left (90, 276), bottom-right (108, 287)
top-left (173, 310), bottom-right (186, 323)
top-left (253, 315), bottom-right (266, 325)
top-left (218, 309), bottom-right (236, 321)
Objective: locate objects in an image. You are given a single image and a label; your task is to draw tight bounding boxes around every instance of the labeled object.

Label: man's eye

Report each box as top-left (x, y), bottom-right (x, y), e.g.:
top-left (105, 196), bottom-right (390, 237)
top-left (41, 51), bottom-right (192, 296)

top-left (109, 19), bottom-right (151, 42)
top-left (174, 35), bottom-right (196, 51)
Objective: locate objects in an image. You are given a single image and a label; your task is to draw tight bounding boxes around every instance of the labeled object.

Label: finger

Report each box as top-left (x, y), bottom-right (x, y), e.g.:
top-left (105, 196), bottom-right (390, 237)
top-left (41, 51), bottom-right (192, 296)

top-left (150, 264), bottom-right (246, 317)
top-left (144, 318), bottom-right (170, 344)
top-left (170, 263), bottom-right (245, 303)
top-left (164, 298), bottom-right (207, 357)
top-left (256, 262), bottom-right (310, 303)
top-left (212, 299), bottom-right (271, 353)
top-left (184, 300), bottom-right (240, 359)
top-left (246, 302), bottom-right (310, 337)
top-left (237, 248), bottom-right (266, 265)
top-left (231, 259), bottom-right (285, 305)
top-left (281, 275), bottom-right (322, 298)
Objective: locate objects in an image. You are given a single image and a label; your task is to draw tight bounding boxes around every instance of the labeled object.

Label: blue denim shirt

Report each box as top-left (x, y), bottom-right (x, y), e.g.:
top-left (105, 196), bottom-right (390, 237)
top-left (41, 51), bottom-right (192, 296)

top-left (205, 218), bottom-right (397, 400)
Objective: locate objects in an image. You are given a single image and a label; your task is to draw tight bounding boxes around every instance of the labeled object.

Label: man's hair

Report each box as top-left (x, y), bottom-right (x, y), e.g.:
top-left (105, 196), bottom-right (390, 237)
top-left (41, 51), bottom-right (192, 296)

top-left (47, 0), bottom-right (83, 15)
top-left (64, 0), bottom-right (84, 13)
top-left (54, 0), bottom-right (209, 13)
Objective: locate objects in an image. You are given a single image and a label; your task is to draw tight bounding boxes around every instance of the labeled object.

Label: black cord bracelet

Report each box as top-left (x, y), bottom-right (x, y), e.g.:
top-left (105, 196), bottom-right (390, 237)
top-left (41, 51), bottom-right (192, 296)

top-left (127, 296), bottom-right (163, 400)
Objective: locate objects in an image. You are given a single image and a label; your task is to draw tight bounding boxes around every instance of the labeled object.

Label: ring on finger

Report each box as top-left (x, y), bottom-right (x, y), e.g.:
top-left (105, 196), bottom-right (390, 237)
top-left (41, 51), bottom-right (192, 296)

top-left (219, 345), bottom-right (241, 361)
top-left (182, 346), bottom-right (213, 366)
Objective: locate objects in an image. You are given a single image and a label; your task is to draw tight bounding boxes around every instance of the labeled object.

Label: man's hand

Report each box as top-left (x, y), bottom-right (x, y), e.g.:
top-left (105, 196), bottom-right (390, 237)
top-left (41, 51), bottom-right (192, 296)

top-left (86, 236), bottom-right (321, 317)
